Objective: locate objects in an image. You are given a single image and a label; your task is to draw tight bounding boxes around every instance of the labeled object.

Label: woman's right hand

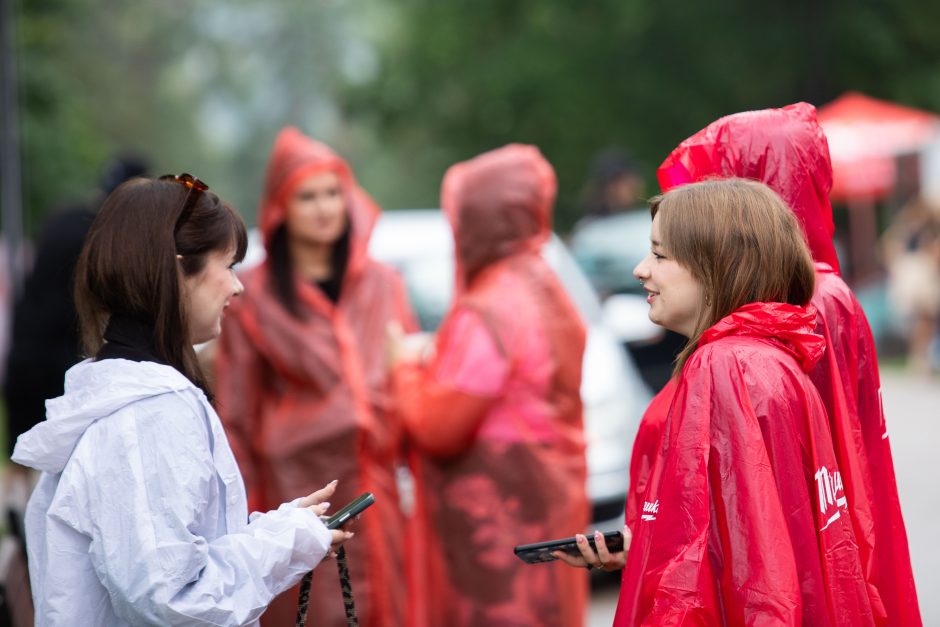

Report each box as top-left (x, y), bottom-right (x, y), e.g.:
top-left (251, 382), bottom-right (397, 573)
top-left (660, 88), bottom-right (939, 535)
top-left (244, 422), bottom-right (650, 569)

top-left (299, 480), bottom-right (355, 554)
top-left (553, 526), bottom-right (631, 572)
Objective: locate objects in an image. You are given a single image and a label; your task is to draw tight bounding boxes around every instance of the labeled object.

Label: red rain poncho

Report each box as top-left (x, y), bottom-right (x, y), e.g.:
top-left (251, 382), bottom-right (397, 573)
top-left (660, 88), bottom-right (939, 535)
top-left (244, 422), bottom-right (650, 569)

top-left (392, 144), bottom-right (590, 627)
top-left (615, 303), bottom-right (874, 626)
top-left (657, 103), bottom-right (920, 625)
top-left (624, 378), bottom-right (675, 533)
top-left (214, 128), bottom-right (417, 627)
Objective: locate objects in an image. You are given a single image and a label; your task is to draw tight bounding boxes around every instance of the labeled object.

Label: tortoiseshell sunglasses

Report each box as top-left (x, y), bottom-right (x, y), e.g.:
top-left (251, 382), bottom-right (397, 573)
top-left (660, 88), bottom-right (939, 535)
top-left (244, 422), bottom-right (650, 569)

top-left (159, 172), bottom-right (209, 233)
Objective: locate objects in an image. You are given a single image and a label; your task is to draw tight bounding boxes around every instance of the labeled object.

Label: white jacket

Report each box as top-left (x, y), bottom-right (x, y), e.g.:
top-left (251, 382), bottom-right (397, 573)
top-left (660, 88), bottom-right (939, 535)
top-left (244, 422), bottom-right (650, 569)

top-left (12, 358), bottom-right (332, 626)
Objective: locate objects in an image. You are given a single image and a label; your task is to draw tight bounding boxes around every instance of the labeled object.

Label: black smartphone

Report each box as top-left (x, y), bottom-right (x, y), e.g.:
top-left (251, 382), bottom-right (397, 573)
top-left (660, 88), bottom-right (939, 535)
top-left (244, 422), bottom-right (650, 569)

top-left (513, 530), bottom-right (624, 564)
top-left (324, 493), bottom-right (375, 530)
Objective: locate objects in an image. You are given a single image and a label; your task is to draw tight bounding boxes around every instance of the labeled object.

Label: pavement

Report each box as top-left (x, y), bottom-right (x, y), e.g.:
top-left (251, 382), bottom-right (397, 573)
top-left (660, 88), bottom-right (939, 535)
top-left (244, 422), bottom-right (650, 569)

top-left (588, 368), bottom-right (940, 625)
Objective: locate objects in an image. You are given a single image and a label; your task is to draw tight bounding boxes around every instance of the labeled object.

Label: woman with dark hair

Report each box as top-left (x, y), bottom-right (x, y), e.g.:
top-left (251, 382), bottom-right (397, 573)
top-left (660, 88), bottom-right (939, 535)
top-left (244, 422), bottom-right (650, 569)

top-left (11, 175), bottom-right (352, 626)
top-left (586, 179), bottom-right (872, 625)
top-left (213, 128), bottom-right (415, 627)
top-left (387, 144), bottom-right (590, 627)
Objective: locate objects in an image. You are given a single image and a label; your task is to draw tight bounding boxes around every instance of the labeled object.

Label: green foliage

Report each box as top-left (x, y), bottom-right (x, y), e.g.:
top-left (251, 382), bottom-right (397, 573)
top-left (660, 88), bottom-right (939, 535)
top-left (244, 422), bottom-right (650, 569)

top-left (11, 0), bottom-right (940, 236)
top-left (346, 0), bottom-right (940, 231)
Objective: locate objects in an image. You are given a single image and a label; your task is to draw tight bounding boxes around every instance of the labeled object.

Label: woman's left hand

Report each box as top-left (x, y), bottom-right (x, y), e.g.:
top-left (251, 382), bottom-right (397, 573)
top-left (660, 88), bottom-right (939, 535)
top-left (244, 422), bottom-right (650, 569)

top-left (553, 526), bottom-right (631, 572)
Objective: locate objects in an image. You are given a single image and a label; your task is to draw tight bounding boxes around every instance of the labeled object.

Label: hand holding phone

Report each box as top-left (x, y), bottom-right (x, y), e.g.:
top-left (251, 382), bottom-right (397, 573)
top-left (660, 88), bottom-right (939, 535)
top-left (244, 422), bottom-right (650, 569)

top-left (325, 492), bottom-right (375, 530)
top-left (515, 528), bottom-right (631, 572)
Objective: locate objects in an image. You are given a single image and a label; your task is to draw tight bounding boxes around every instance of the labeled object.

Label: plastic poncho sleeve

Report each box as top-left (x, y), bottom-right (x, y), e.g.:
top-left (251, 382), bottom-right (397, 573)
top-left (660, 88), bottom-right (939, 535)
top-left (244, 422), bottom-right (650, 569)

top-left (394, 307), bottom-right (507, 459)
top-left (215, 305), bottom-right (267, 513)
top-left (73, 393), bottom-right (332, 626)
top-left (623, 349), bottom-right (801, 626)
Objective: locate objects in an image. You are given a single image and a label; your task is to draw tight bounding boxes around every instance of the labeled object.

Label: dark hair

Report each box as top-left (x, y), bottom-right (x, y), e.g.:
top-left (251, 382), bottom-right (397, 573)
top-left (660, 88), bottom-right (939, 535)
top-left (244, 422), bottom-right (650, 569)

top-left (650, 178), bottom-right (816, 374)
top-left (74, 177), bottom-right (248, 396)
top-left (268, 223), bottom-right (350, 317)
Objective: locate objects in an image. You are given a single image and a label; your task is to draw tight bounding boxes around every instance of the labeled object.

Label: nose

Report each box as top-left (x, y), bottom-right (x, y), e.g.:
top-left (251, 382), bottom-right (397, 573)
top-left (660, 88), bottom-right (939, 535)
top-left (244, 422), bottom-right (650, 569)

top-left (232, 273), bottom-right (245, 296)
top-left (633, 253), bottom-right (652, 283)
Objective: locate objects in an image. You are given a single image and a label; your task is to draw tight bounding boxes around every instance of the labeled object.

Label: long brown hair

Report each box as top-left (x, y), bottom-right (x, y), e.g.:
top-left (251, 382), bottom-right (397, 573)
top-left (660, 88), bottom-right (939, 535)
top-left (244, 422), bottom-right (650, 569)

top-left (651, 178), bottom-right (816, 374)
top-left (74, 177), bottom-right (247, 396)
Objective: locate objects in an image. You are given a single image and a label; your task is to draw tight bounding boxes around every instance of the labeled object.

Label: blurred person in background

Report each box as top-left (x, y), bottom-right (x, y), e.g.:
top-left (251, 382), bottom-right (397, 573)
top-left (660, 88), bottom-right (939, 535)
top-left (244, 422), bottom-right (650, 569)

top-left (657, 103), bottom-right (920, 625)
top-left (617, 179), bottom-right (872, 625)
top-left (12, 174), bottom-right (352, 625)
top-left (387, 144), bottom-right (589, 627)
top-left (3, 154), bottom-right (149, 503)
top-left (212, 127), bottom-right (416, 627)
top-left (883, 195), bottom-right (940, 377)
top-left (578, 147), bottom-right (646, 222)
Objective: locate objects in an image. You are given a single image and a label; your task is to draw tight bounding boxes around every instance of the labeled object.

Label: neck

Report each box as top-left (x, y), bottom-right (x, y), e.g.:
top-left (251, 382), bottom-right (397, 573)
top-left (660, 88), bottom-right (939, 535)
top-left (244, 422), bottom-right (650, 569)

top-left (289, 238), bottom-right (334, 282)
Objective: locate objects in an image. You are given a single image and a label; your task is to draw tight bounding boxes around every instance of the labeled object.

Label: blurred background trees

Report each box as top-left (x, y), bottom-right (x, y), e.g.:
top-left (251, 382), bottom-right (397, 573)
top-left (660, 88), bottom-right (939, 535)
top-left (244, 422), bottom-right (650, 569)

top-left (9, 0), bottom-right (940, 233)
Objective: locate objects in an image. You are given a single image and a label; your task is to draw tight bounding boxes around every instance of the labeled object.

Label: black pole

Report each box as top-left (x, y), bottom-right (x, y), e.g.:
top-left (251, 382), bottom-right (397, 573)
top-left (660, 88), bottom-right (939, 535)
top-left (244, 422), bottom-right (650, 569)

top-left (0, 0), bottom-right (24, 296)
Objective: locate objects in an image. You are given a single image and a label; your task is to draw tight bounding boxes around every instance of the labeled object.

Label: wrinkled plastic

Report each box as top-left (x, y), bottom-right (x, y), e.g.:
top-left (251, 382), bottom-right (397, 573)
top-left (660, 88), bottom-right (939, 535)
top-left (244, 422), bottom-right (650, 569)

top-left (658, 102), bottom-right (840, 273)
top-left (616, 303), bottom-right (876, 626)
top-left (624, 379), bottom-right (675, 533)
top-left (657, 104), bottom-right (920, 625)
top-left (214, 127), bottom-right (416, 627)
top-left (13, 359), bottom-right (332, 626)
top-left (393, 145), bottom-right (589, 627)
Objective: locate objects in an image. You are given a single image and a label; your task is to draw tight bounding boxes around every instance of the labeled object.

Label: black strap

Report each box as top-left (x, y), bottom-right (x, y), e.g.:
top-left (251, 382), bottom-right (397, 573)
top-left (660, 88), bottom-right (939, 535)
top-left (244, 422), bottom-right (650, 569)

top-left (295, 546), bottom-right (358, 627)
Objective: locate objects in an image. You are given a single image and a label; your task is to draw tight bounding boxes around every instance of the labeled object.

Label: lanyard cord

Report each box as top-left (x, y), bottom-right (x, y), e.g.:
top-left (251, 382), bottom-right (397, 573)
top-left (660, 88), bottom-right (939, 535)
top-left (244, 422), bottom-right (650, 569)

top-left (295, 546), bottom-right (358, 627)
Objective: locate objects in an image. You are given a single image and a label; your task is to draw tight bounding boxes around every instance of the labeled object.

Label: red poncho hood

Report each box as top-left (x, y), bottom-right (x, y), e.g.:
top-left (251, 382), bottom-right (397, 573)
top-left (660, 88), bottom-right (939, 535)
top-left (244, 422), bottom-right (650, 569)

top-left (258, 126), bottom-right (381, 279)
top-left (700, 301), bottom-right (825, 373)
top-left (440, 143), bottom-right (556, 292)
top-left (658, 102), bottom-right (840, 272)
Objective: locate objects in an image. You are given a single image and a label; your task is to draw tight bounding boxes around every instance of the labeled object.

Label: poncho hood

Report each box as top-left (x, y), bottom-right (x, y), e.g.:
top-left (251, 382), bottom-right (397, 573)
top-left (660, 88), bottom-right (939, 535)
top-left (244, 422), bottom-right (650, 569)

top-left (258, 127), bottom-right (381, 280)
top-left (699, 301), bottom-right (825, 372)
top-left (441, 143), bottom-right (556, 290)
top-left (658, 102), bottom-right (840, 272)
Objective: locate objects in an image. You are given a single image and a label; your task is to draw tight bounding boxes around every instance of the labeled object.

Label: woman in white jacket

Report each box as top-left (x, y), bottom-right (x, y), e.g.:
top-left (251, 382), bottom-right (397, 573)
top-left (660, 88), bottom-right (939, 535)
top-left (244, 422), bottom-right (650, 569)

top-left (12, 173), bottom-right (352, 626)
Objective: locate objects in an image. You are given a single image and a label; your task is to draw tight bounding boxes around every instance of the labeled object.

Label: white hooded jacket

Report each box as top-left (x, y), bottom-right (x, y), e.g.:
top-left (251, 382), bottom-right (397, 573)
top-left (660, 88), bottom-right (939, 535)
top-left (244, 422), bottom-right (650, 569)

top-left (12, 358), bottom-right (332, 626)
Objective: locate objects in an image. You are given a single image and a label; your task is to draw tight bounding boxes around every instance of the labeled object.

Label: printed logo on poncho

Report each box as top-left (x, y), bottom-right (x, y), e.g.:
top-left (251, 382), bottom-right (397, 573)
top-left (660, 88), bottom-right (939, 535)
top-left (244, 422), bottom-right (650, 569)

top-left (814, 466), bottom-right (848, 532)
top-left (641, 499), bottom-right (659, 521)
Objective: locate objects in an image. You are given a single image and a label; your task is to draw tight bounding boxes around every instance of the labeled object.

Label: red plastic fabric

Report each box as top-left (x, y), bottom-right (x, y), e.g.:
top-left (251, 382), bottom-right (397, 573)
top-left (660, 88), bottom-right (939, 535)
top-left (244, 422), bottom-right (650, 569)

top-left (657, 103), bottom-right (920, 625)
top-left (393, 144), bottom-right (590, 627)
top-left (615, 303), bottom-right (874, 626)
top-left (624, 378), bottom-right (675, 533)
top-left (213, 127), bottom-right (417, 627)
top-left (658, 102), bottom-right (840, 273)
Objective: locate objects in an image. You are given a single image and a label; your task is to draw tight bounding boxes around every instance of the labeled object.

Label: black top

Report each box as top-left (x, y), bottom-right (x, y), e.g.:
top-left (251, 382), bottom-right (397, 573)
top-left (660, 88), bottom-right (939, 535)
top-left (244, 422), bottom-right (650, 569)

top-left (97, 316), bottom-right (163, 364)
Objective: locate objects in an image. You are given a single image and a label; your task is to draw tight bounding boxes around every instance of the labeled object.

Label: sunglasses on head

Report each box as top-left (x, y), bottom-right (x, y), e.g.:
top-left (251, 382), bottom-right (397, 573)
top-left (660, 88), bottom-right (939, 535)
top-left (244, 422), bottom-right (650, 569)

top-left (159, 173), bottom-right (209, 233)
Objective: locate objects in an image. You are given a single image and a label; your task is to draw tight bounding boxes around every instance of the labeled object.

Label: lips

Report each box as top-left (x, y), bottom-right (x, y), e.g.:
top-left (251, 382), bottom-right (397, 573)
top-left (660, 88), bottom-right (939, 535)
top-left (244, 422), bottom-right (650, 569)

top-left (644, 289), bottom-right (659, 304)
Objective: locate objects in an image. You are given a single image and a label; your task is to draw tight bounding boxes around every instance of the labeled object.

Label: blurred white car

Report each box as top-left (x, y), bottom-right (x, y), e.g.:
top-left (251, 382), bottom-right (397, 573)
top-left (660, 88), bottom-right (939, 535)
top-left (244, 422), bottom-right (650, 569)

top-left (369, 210), bottom-right (651, 531)
top-left (239, 210), bottom-right (652, 531)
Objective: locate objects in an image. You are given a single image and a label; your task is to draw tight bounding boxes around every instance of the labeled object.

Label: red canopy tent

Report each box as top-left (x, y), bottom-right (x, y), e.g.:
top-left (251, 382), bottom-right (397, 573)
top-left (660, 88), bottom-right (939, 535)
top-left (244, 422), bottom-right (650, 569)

top-left (817, 92), bottom-right (940, 280)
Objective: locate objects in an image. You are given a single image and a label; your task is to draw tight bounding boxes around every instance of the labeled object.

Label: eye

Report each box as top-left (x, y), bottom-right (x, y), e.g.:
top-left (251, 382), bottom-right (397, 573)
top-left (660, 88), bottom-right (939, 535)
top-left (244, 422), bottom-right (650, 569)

top-left (652, 250), bottom-right (666, 261)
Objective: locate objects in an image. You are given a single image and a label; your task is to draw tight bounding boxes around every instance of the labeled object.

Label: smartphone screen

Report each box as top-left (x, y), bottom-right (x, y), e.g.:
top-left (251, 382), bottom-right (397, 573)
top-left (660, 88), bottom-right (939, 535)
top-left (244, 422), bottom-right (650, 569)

top-left (325, 493), bottom-right (375, 530)
top-left (513, 530), bottom-right (625, 564)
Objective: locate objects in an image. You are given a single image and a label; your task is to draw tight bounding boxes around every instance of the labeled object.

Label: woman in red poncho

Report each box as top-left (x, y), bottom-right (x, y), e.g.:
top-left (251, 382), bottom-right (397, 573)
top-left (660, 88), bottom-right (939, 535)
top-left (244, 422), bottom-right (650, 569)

top-left (657, 103), bottom-right (921, 626)
top-left (614, 178), bottom-right (874, 625)
top-left (388, 144), bottom-right (590, 627)
top-left (213, 127), bottom-right (416, 627)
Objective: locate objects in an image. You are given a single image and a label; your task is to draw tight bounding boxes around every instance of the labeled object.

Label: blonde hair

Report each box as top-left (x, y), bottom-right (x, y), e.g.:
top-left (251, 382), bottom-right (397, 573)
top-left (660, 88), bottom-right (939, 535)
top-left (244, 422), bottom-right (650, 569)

top-left (650, 178), bottom-right (816, 374)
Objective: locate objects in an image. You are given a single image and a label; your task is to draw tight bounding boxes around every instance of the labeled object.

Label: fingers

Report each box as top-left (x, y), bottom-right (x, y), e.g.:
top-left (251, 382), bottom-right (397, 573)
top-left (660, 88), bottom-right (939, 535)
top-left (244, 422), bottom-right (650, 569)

top-left (299, 480), bottom-right (339, 509)
top-left (575, 533), bottom-right (599, 566)
top-left (552, 550), bottom-right (588, 569)
top-left (578, 530), bottom-right (629, 572)
top-left (594, 530), bottom-right (613, 564)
